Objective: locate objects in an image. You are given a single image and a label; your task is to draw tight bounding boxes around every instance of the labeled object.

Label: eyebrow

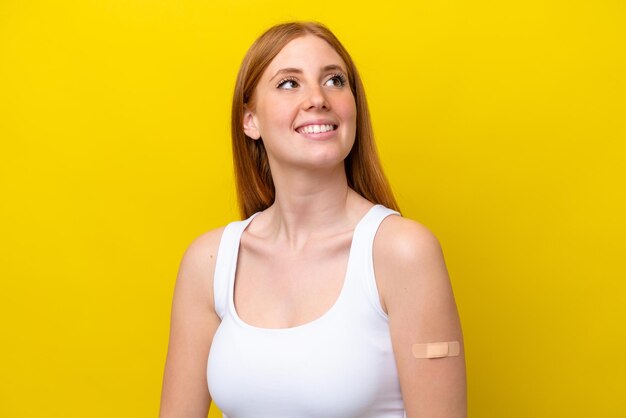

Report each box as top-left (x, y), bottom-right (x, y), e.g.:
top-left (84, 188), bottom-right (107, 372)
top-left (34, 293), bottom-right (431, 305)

top-left (269, 64), bottom-right (347, 82)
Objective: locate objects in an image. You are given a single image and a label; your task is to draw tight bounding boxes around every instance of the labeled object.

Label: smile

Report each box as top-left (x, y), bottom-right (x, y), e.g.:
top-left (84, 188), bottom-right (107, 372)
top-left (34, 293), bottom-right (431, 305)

top-left (296, 124), bottom-right (337, 134)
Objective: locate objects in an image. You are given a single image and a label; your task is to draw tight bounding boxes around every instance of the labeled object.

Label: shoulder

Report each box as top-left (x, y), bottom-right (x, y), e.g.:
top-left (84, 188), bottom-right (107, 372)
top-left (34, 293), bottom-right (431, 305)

top-left (179, 226), bottom-right (227, 279)
top-left (373, 214), bottom-right (449, 314)
top-left (375, 215), bottom-right (444, 270)
top-left (174, 225), bottom-right (228, 309)
top-left (180, 226), bottom-right (227, 271)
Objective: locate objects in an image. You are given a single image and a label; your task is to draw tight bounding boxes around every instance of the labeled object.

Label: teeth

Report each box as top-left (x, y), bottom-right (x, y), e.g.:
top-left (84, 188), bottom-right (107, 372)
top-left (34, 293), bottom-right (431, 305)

top-left (299, 124), bottom-right (335, 134)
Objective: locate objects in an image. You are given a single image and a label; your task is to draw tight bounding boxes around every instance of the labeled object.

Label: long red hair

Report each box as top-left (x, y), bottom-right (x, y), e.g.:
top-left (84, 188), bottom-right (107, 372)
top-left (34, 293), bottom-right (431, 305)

top-left (232, 22), bottom-right (399, 218)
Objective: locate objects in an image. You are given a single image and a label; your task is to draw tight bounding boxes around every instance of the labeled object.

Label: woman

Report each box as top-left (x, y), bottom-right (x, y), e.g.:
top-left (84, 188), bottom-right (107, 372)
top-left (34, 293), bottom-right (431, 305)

top-left (160, 22), bottom-right (466, 418)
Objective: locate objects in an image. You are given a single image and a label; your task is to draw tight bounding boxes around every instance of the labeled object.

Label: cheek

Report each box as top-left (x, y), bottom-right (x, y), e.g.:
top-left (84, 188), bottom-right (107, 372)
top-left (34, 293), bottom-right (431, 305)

top-left (258, 98), bottom-right (297, 131)
top-left (338, 94), bottom-right (357, 123)
top-left (340, 97), bottom-right (357, 138)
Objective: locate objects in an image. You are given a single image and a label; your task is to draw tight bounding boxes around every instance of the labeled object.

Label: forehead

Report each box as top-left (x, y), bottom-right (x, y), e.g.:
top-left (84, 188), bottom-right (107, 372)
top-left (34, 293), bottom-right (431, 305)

top-left (265, 35), bottom-right (348, 75)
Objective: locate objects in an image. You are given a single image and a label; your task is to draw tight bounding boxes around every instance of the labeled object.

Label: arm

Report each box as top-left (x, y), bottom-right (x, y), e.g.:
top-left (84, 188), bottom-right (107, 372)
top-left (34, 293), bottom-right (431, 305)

top-left (375, 217), bottom-right (466, 418)
top-left (159, 228), bottom-right (225, 418)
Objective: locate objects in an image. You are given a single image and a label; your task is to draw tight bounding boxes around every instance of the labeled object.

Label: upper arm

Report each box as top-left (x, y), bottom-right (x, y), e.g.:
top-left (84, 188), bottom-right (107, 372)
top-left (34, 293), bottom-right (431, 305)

top-left (374, 217), bottom-right (466, 418)
top-left (159, 227), bottom-right (225, 418)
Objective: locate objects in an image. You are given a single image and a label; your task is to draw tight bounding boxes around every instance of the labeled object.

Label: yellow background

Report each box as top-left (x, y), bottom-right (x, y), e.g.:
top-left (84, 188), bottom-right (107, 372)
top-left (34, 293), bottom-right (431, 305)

top-left (1, 1), bottom-right (624, 417)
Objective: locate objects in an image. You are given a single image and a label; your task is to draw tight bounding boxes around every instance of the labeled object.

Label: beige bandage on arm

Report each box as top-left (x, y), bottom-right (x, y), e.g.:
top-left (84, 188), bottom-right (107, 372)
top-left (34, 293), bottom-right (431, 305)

top-left (412, 341), bottom-right (460, 359)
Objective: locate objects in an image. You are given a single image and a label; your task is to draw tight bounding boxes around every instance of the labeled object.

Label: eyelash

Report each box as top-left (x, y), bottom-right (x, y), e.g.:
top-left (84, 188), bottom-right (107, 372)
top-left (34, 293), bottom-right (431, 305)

top-left (328, 73), bottom-right (347, 87)
top-left (276, 77), bottom-right (299, 89)
top-left (275, 72), bottom-right (347, 89)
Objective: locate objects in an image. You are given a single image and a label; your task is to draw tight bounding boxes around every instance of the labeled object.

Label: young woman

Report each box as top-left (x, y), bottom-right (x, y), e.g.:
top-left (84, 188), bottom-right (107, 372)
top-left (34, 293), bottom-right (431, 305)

top-left (160, 22), bottom-right (466, 418)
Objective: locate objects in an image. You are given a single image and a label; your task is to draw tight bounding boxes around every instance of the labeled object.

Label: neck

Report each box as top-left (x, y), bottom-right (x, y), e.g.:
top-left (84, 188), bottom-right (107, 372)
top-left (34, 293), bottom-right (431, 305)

top-left (261, 163), bottom-right (365, 249)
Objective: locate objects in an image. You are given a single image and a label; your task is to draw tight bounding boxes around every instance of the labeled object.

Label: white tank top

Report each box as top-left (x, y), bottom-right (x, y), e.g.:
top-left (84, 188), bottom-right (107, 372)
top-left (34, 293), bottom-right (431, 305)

top-left (207, 205), bottom-right (406, 418)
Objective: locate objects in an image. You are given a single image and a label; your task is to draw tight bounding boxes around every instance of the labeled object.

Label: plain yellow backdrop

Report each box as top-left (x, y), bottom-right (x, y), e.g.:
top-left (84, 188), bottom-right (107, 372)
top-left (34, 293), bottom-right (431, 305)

top-left (1, 1), bottom-right (624, 417)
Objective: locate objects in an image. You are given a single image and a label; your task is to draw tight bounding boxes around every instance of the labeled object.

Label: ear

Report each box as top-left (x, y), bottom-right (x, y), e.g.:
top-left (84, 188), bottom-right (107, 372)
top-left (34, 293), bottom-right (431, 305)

top-left (243, 106), bottom-right (261, 140)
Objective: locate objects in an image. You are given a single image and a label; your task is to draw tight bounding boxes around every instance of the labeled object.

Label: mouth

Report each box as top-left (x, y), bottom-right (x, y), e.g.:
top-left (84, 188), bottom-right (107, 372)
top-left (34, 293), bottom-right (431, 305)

top-left (295, 124), bottom-right (338, 134)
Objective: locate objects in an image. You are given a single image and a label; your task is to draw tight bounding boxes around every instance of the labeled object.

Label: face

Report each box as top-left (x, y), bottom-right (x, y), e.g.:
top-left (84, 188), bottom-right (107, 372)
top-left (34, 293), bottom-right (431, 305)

top-left (243, 35), bottom-right (357, 172)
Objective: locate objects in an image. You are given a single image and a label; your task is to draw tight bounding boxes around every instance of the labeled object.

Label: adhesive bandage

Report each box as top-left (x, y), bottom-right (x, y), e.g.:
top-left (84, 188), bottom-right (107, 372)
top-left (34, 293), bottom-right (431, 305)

top-left (412, 341), bottom-right (460, 359)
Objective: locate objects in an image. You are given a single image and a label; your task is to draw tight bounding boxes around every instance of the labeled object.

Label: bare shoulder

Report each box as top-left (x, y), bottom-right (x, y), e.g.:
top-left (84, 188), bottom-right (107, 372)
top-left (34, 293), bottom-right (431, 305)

top-left (174, 226), bottom-right (227, 308)
top-left (373, 215), bottom-right (450, 314)
top-left (180, 226), bottom-right (226, 274)
top-left (377, 215), bottom-right (442, 254)
top-left (374, 215), bottom-right (445, 277)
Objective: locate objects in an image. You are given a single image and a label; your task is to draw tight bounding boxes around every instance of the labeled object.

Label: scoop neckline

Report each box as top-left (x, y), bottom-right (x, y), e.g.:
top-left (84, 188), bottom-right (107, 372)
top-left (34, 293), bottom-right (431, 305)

top-left (227, 204), bottom-right (379, 333)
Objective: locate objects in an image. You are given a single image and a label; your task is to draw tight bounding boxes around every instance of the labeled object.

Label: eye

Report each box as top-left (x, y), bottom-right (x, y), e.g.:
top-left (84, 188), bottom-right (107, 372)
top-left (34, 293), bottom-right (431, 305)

top-left (324, 73), bottom-right (347, 88)
top-left (276, 77), bottom-right (299, 89)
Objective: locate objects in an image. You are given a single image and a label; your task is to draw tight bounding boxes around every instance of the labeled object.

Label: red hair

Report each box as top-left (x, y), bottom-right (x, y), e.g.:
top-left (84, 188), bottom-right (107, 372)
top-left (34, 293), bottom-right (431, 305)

top-left (232, 22), bottom-right (399, 218)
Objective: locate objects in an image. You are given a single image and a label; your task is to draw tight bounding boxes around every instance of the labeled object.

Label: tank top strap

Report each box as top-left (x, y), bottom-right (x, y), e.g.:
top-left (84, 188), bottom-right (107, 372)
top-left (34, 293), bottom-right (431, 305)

top-left (213, 213), bottom-right (259, 320)
top-left (349, 204), bottom-right (401, 319)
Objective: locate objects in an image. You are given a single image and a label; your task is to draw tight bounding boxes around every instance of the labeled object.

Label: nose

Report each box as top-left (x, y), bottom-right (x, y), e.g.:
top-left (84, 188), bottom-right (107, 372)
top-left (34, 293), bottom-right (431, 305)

top-left (303, 84), bottom-right (329, 111)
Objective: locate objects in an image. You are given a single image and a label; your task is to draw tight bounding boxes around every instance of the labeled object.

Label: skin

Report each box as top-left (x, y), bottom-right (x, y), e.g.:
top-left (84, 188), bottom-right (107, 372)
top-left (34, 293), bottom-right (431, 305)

top-left (159, 35), bottom-right (466, 417)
